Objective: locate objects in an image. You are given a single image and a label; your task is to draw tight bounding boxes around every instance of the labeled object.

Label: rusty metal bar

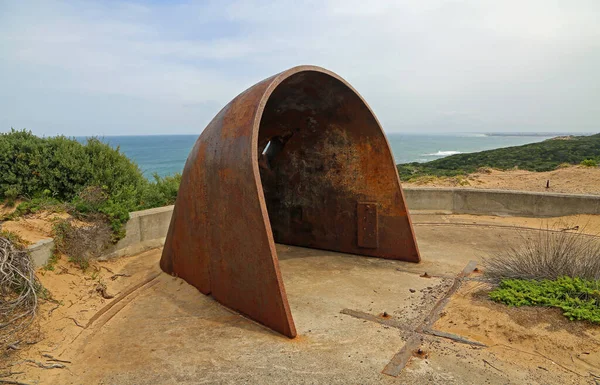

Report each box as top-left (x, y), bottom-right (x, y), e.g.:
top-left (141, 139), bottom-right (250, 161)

top-left (382, 333), bottom-right (423, 377)
top-left (340, 308), bottom-right (411, 330)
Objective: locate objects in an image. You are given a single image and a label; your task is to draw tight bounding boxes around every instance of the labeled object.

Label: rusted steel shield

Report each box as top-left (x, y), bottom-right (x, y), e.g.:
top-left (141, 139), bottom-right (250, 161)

top-left (160, 65), bottom-right (420, 338)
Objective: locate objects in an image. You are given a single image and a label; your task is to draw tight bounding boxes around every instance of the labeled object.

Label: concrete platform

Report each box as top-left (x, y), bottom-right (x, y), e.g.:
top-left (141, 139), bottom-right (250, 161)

top-left (29, 214), bottom-right (599, 384)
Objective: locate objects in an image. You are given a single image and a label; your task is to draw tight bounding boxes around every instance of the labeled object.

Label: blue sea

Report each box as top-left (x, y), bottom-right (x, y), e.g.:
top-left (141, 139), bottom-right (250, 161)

top-left (90, 133), bottom-right (555, 178)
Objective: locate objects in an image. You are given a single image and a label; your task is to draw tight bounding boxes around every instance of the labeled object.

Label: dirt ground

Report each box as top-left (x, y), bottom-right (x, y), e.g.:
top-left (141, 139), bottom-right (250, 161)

top-left (403, 165), bottom-right (600, 195)
top-left (1, 212), bottom-right (69, 244)
top-left (3, 215), bottom-right (600, 384)
top-left (435, 281), bottom-right (600, 382)
top-left (1, 250), bottom-right (160, 382)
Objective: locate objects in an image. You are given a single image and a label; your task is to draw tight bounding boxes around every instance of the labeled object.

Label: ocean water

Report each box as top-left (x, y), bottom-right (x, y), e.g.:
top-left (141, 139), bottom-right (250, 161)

top-left (92, 133), bottom-right (554, 178)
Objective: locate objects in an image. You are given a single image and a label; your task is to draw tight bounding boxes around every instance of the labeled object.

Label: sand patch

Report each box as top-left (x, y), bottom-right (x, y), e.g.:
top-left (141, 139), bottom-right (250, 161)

top-left (404, 165), bottom-right (600, 195)
top-left (434, 281), bottom-right (600, 379)
top-left (1, 212), bottom-right (70, 244)
top-left (1, 249), bottom-right (162, 384)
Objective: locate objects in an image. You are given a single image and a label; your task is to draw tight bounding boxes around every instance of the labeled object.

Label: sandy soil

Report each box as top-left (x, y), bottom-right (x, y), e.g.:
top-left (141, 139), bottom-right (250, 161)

top-left (0, 201), bottom-right (21, 218)
top-left (434, 281), bottom-right (600, 382)
top-left (1, 212), bottom-right (70, 244)
top-left (404, 166), bottom-right (600, 195)
top-left (0, 249), bottom-right (160, 383)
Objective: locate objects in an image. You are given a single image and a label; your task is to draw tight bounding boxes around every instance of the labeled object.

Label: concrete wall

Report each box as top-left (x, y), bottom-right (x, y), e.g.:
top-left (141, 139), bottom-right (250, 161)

top-left (28, 238), bottom-right (55, 268)
top-left (404, 187), bottom-right (600, 217)
top-left (29, 189), bottom-right (600, 267)
top-left (28, 205), bottom-right (173, 268)
top-left (101, 205), bottom-right (174, 260)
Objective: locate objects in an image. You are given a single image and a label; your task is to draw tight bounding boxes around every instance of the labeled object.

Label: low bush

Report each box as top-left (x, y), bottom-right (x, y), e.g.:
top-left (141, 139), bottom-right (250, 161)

top-left (483, 224), bottom-right (600, 281)
top-left (484, 224), bottom-right (600, 323)
top-left (0, 129), bottom-right (181, 240)
top-left (139, 173), bottom-right (182, 210)
top-left (52, 218), bottom-right (112, 271)
top-left (489, 277), bottom-right (600, 324)
top-left (581, 159), bottom-right (598, 167)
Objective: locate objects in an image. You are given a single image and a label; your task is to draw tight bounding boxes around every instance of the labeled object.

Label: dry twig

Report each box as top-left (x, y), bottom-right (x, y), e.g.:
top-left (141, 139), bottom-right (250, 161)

top-left (21, 360), bottom-right (65, 369)
top-left (41, 354), bottom-right (71, 364)
top-left (0, 380), bottom-right (33, 385)
top-left (110, 273), bottom-right (131, 281)
top-left (482, 359), bottom-right (503, 373)
top-left (65, 317), bottom-right (84, 328)
top-left (95, 283), bottom-right (114, 299)
top-left (0, 237), bottom-right (39, 350)
top-left (0, 373), bottom-right (23, 378)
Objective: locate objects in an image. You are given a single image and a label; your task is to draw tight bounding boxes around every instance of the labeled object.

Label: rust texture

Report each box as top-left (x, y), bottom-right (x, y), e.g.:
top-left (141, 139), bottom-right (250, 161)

top-left (357, 202), bottom-right (379, 248)
top-left (160, 65), bottom-right (420, 338)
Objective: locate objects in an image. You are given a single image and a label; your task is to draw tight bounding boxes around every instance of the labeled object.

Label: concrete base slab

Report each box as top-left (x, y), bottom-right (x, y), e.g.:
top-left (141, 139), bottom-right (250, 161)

top-left (49, 245), bottom-right (453, 384)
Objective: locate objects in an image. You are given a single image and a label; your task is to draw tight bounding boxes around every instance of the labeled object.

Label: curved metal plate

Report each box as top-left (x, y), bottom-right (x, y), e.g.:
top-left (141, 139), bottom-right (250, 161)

top-left (160, 65), bottom-right (420, 338)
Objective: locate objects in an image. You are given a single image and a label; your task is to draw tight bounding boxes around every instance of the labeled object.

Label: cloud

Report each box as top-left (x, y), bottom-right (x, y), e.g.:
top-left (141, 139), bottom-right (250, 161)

top-left (1, 0), bottom-right (599, 136)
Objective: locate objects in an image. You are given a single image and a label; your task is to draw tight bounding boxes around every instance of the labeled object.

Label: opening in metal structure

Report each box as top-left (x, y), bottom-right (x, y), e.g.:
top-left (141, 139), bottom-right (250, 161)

top-left (160, 66), bottom-right (420, 338)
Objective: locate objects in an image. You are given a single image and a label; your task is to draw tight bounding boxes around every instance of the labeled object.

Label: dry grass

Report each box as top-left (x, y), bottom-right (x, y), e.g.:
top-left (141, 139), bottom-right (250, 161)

top-left (0, 237), bottom-right (40, 351)
top-left (483, 223), bottom-right (600, 281)
top-left (52, 217), bottom-right (112, 270)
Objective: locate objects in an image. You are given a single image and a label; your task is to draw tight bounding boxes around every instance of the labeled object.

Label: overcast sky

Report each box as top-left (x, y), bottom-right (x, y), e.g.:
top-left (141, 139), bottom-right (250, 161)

top-left (1, 0), bottom-right (599, 136)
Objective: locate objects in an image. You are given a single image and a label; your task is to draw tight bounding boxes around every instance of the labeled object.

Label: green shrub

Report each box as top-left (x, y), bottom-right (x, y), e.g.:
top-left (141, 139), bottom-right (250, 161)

top-left (139, 173), bottom-right (181, 209)
top-left (490, 277), bottom-right (600, 324)
top-left (4, 197), bottom-right (66, 220)
top-left (1, 129), bottom-right (181, 241)
top-left (581, 159), bottom-right (598, 167)
top-left (0, 129), bottom-right (145, 201)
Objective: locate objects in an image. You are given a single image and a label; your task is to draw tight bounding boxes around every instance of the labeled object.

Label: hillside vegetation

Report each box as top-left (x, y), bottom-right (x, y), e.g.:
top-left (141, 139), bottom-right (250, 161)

top-left (0, 129), bottom-right (180, 239)
top-left (397, 133), bottom-right (600, 181)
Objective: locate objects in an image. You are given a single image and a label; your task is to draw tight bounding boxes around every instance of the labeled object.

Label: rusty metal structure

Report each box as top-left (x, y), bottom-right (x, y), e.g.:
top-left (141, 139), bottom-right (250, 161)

top-left (160, 65), bottom-right (420, 338)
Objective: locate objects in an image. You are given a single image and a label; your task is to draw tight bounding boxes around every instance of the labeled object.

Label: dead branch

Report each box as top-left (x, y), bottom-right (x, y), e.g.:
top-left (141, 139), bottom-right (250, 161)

top-left (482, 359), bottom-right (503, 373)
top-left (0, 380), bottom-right (33, 385)
top-left (95, 283), bottom-right (114, 299)
top-left (6, 341), bottom-right (20, 350)
top-left (0, 373), bottom-right (23, 378)
top-left (41, 354), bottom-right (71, 364)
top-left (0, 237), bottom-right (39, 350)
top-left (47, 303), bottom-right (60, 317)
top-left (22, 360), bottom-right (65, 369)
top-left (110, 273), bottom-right (131, 281)
top-left (65, 317), bottom-right (84, 328)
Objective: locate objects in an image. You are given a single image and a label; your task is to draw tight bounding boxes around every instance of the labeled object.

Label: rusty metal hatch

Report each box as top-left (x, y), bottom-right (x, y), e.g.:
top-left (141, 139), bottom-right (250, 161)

top-left (160, 66), bottom-right (420, 338)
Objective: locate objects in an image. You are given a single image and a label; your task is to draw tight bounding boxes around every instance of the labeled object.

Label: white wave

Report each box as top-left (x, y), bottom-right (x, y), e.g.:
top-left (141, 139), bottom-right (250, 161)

top-left (423, 150), bottom-right (462, 156)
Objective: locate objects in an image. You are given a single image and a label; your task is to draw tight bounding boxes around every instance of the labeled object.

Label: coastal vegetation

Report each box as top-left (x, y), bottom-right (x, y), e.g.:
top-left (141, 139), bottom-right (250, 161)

top-left (484, 224), bottom-right (600, 324)
top-left (0, 129), bottom-right (180, 240)
top-left (397, 133), bottom-right (600, 180)
top-left (489, 277), bottom-right (600, 324)
top-left (581, 159), bottom-right (598, 167)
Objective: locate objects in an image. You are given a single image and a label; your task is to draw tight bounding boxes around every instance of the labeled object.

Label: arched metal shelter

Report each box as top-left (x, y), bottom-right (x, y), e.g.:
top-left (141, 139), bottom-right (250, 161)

top-left (160, 65), bottom-right (420, 338)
